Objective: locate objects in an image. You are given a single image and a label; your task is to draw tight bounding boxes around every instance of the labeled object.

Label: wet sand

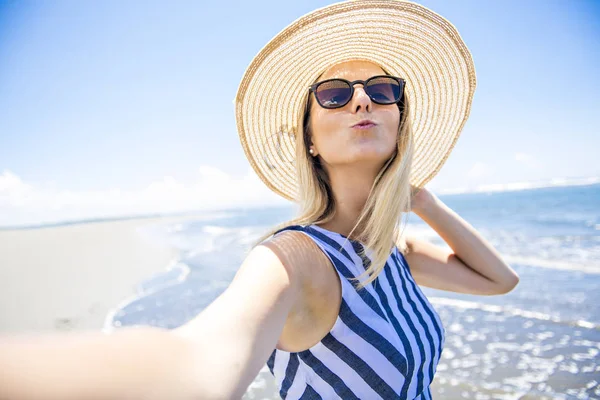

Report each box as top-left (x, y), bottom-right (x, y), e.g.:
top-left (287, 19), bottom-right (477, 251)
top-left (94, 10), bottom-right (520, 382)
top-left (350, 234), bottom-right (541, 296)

top-left (0, 215), bottom-right (203, 333)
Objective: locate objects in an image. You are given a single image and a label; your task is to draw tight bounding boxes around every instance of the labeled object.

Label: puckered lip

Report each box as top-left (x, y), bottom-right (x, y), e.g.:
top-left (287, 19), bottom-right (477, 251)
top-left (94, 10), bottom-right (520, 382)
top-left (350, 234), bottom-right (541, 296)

top-left (352, 119), bottom-right (377, 127)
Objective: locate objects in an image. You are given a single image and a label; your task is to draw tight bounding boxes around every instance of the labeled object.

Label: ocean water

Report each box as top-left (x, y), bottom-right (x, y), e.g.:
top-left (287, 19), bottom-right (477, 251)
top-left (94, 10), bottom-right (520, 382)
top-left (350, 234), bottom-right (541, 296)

top-left (104, 184), bottom-right (600, 399)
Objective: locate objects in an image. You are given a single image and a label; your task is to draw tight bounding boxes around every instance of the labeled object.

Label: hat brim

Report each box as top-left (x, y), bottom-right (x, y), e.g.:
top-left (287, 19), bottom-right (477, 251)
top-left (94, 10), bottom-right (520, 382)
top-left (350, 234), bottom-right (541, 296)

top-left (235, 0), bottom-right (477, 201)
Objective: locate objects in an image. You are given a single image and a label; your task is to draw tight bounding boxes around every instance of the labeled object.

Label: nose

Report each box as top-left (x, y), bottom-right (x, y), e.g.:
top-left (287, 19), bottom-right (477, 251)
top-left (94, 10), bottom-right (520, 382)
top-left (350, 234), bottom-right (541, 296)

top-left (350, 83), bottom-right (372, 113)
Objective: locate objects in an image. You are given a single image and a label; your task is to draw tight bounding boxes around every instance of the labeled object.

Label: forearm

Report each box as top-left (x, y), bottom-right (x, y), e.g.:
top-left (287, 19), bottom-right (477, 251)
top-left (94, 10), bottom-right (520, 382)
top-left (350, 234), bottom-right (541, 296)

top-left (0, 327), bottom-right (200, 400)
top-left (0, 243), bottom-right (297, 400)
top-left (174, 278), bottom-right (293, 399)
top-left (414, 193), bottom-right (519, 290)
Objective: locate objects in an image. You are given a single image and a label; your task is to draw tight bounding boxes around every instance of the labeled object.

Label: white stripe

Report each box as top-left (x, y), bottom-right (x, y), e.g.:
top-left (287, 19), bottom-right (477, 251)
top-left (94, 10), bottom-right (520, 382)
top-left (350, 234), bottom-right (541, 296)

top-left (330, 319), bottom-right (406, 393)
top-left (340, 238), bottom-right (395, 316)
top-left (423, 385), bottom-right (431, 399)
top-left (397, 249), bottom-right (446, 346)
top-left (415, 384), bottom-right (431, 399)
top-left (272, 351), bottom-right (307, 399)
top-left (310, 341), bottom-right (382, 399)
top-left (391, 253), bottom-right (440, 395)
top-left (395, 251), bottom-right (443, 367)
top-left (301, 359), bottom-right (346, 399)
top-left (285, 368), bottom-right (309, 399)
top-left (377, 262), bottom-right (425, 399)
top-left (273, 350), bottom-right (290, 389)
top-left (308, 226), bottom-right (367, 277)
top-left (311, 231), bottom-right (386, 309)
top-left (295, 230), bottom-right (394, 340)
top-left (397, 249), bottom-right (445, 330)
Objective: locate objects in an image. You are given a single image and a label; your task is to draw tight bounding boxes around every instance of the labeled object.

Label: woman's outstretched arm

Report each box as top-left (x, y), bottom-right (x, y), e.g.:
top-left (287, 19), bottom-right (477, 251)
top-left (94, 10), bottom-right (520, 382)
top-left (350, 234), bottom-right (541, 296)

top-left (0, 327), bottom-right (198, 400)
top-left (0, 237), bottom-right (305, 400)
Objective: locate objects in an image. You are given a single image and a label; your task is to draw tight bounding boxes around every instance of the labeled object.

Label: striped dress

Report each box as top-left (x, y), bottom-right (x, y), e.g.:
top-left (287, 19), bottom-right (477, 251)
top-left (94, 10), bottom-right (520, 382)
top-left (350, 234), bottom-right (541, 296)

top-left (266, 224), bottom-right (446, 400)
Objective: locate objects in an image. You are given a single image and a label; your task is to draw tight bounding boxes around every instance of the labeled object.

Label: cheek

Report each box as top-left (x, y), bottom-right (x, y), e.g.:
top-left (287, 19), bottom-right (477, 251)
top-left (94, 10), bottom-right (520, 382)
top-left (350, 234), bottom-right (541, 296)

top-left (310, 108), bottom-right (340, 145)
top-left (383, 109), bottom-right (401, 140)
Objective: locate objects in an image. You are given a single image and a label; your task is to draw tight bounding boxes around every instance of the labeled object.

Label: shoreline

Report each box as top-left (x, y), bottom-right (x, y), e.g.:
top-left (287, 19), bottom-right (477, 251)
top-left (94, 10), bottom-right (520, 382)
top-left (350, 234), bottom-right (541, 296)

top-left (0, 214), bottom-right (207, 334)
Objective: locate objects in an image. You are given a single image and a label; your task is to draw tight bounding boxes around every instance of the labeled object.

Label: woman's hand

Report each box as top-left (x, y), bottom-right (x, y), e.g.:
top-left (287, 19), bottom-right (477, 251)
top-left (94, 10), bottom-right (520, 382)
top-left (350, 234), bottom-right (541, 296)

top-left (410, 185), bottom-right (436, 216)
top-left (0, 327), bottom-right (201, 400)
top-left (406, 184), bottom-right (520, 294)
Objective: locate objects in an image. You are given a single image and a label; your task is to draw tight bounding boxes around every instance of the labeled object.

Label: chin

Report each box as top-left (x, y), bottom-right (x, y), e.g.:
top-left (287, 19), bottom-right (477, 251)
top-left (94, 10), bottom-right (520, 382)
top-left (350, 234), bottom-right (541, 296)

top-left (353, 145), bottom-right (394, 158)
top-left (342, 152), bottom-right (390, 166)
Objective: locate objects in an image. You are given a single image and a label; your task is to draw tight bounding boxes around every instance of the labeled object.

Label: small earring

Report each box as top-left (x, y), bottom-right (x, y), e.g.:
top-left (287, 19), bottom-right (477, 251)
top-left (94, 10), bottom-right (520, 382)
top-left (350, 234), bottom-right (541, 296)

top-left (309, 148), bottom-right (314, 155)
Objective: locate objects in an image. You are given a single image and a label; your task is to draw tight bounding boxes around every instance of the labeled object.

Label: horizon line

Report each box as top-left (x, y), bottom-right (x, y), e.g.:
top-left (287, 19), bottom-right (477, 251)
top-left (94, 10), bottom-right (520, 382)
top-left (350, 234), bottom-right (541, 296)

top-left (1, 176), bottom-right (597, 231)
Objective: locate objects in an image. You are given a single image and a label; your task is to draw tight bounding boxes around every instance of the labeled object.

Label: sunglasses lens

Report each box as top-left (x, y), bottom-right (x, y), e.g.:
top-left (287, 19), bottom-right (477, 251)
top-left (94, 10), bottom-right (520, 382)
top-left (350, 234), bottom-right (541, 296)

top-left (315, 80), bottom-right (352, 108)
top-left (366, 77), bottom-right (402, 103)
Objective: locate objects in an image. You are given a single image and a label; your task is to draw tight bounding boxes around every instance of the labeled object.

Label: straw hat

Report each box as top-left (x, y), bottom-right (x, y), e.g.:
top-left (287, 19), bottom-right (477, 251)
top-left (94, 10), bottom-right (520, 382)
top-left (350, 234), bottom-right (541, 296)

top-left (234, 0), bottom-right (476, 201)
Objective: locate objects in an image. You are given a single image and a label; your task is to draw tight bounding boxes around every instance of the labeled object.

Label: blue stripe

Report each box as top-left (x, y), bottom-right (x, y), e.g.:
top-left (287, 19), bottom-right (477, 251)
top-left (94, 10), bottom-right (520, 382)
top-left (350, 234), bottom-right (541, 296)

top-left (387, 252), bottom-right (441, 398)
top-left (395, 251), bottom-right (445, 352)
top-left (386, 259), bottom-right (429, 398)
top-left (267, 350), bottom-right (276, 375)
top-left (396, 250), bottom-right (445, 344)
top-left (280, 353), bottom-right (300, 399)
top-left (417, 384), bottom-right (432, 399)
top-left (304, 226), bottom-right (356, 262)
top-left (299, 384), bottom-right (322, 400)
top-left (276, 224), bottom-right (355, 257)
top-left (338, 298), bottom-right (408, 376)
top-left (394, 251), bottom-right (445, 382)
top-left (352, 242), bottom-right (422, 399)
top-left (321, 332), bottom-right (399, 398)
top-left (303, 227), bottom-right (389, 322)
top-left (298, 350), bottom-right (360, 400)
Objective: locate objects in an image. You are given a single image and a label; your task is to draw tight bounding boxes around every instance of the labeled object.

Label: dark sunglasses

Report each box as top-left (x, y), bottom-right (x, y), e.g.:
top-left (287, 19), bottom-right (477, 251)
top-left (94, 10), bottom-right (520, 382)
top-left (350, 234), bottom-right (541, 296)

top-left (308, 75), bottom-right (406, 109)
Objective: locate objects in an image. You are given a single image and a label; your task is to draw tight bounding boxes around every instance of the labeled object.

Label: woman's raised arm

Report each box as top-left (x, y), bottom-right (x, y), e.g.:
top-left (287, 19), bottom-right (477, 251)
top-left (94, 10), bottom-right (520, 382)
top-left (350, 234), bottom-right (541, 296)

top-left (0, 235), bottom-right (305, 400)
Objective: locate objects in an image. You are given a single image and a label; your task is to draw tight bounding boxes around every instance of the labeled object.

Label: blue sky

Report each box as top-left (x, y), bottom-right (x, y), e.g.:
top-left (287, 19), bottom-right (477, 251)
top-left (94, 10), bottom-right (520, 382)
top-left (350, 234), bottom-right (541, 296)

top-left (0, 0), bottom-right (599, 227)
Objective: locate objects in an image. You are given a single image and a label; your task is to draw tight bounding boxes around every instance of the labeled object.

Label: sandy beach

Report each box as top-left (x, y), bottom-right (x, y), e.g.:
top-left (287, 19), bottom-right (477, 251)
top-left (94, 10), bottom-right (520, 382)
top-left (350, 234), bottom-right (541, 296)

top-left (0, 215), bottom-right (198, 334)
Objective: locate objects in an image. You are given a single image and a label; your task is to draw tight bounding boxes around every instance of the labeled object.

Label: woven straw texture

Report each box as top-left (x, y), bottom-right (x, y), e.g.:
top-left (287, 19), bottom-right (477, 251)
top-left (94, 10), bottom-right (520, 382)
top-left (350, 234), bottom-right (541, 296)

top-left (234, 0), bottom-right (477, 201)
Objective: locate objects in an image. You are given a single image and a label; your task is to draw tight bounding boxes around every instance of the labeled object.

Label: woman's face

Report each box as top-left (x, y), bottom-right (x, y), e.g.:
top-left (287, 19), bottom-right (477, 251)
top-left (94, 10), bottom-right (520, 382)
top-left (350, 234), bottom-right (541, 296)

top-left (308, 60), bottom-right (400, 172)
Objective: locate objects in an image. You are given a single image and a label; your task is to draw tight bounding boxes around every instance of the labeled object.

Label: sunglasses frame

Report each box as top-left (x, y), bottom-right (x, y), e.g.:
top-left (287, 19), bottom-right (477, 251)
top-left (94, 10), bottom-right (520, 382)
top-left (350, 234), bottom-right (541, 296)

top-left (308, 74), bottom-right (406, 109)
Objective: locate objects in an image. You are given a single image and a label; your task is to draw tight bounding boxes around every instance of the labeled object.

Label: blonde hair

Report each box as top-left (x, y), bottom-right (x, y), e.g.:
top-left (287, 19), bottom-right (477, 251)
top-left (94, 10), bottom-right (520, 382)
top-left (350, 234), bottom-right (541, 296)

top-left (252, 68), bottom-right (414, 291)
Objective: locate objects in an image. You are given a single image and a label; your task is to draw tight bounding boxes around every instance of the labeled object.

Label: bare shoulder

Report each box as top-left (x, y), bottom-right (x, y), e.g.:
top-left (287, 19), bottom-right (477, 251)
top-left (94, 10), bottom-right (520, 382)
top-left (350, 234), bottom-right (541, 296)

top-left (260, 229), bottom-right (332, 291)
top-left (261, 229), bottom-right (341, 352)
top-left (258, 230), bottom-right (317, 277)
top-left (173, 231), bottom-right (314, 342)
top-left (173, 228), bottom-right (341, 354)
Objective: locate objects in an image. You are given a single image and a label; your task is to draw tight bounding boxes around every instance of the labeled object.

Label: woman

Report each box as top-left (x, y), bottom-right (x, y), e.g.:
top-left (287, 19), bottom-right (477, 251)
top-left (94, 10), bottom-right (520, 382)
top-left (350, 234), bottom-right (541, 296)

top-left (0, 1), bottom-right (519, 399)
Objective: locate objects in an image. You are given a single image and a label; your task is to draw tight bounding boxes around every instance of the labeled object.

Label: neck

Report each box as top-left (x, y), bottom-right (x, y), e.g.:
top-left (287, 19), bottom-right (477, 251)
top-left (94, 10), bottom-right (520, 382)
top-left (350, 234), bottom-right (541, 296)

top-left (317, 164), bottom-right (379, 240)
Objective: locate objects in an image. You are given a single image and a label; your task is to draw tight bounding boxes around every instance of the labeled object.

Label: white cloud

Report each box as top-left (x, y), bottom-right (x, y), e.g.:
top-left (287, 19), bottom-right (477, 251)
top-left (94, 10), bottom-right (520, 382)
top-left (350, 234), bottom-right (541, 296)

top-left (0, 170), bottom-right (35, 207)
top-left (514, 152), bottom-right (542, 169)
top-left (467, 162), bottom-right (492, 179)
top-left (0, 167), bottom-right (287, 228)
